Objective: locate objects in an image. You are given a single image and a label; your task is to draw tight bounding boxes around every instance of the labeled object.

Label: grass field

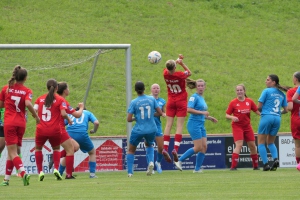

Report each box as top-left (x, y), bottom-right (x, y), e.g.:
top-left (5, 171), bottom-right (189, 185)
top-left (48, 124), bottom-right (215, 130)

top-left (1, 168), bottom-right (299, 199)
top-left (1, 0), bottom-right (300, 136)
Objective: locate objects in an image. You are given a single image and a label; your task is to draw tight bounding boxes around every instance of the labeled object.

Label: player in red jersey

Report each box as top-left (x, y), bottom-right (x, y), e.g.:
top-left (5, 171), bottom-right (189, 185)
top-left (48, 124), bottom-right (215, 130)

top-left (0, 65), bottom-right (40, 186)
top-left (287, 72), bottom-right (300, 170)
top-left (56, 82), bottom-right (83, 179)
top-left (34, 79), bottom-right (72, 181)
top-left (162, 54), bottom-right (191, 162)
top-left (226, 84), bottom-right (260, 170)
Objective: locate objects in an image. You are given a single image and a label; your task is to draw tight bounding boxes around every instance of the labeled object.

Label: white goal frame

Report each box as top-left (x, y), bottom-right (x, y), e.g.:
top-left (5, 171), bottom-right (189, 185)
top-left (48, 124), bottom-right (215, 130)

top-left (0, 44), bottom-right (132, 142)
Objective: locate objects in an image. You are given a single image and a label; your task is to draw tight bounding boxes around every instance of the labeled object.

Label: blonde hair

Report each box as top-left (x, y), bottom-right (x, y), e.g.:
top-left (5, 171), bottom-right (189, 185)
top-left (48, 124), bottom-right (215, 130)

top-left (236, 84), bottom-right (247, 98)
top-left (165, 60), bottom-right (176, 71)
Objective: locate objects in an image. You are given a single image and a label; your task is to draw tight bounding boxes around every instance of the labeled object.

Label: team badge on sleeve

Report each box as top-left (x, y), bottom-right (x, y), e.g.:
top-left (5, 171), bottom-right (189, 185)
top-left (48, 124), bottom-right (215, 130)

top-left (189, 97), bottom-right (195, 102)
top-left (29, 93), bottom-right (33, 100)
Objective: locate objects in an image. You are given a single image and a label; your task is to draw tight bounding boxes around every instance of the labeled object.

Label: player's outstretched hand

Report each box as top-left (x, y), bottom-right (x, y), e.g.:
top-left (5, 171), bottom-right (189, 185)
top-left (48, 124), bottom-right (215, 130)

top-left (78, 102), bottom-right (84, 109)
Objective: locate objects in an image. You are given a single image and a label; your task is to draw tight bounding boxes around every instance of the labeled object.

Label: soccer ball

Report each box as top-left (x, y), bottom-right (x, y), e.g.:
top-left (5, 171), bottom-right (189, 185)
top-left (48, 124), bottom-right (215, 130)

top-left (148, 51), bottom-right (162, 64)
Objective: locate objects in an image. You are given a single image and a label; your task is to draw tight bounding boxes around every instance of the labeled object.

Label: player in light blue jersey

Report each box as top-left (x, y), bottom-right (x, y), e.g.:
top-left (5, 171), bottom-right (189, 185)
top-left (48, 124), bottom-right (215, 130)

top-left (257, 74), bottom-right (288, 171)
top-left (174, 79), bottom-right (217, 172)
top-left (126, 81), bottom-right (163, 177)
top-left (59, 107), bottom-right (99, 178)
top-left (145, 83), bottom-right (166, 174)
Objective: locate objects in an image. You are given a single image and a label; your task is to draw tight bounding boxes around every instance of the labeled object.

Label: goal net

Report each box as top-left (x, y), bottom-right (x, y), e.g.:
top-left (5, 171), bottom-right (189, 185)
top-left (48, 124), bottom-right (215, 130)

top-left (0, 44), bottom-right (131, 174)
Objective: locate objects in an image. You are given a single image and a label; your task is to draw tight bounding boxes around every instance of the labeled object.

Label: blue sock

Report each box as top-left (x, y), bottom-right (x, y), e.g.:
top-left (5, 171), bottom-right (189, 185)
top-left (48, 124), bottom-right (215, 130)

top-left (157, 152), bottom-right (163, 163)
top-left (195, 152), bottom-right (205, 171)
top-left (179, 148), bottom-right (195, 162)
top-left (58, 164), bottom-right (66, 176)
top-left (126, 154), bottom-right (134, 174)
top-left (89, 161), bottom-right (96, 173)
top-left (146, 146), bottom-right (154, 164)
top-left (267, 143), bottom-right (278, 160)
top-left (258, 144), bottom-right (268, 164)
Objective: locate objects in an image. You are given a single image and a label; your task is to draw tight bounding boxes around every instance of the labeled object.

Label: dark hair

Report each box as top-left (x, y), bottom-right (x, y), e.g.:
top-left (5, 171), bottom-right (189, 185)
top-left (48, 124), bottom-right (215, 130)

top-left (268, 74), bottom-right (291, 92)
top-left (293, 72), bottom-right (300, 82)
top-left (135, 81), bottom-right (145, 95)
top-left (57, 82), bottom-right (68, 95)
top-left (165, 60), bottom-right (176, 71)
top-left (8, 65), bottom-right (27, 87)
top-left (45, 79), bottom-right (58, 108)
top-left (75, 106), bottom-right (86, 111)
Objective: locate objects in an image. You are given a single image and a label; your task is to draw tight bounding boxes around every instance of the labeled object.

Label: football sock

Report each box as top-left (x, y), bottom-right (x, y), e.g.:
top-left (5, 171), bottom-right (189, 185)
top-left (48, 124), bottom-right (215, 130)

top-left (157, 152), bottom-right (163, 163)
top-left (53, 151), bottom-right (61, 170)
top-left (231, 153), bottom-right (239, 169)
top-left (267, 143), bottom-right (278, 160)
top-left (195, 152), bottom-right (205, 171)
top-left (174, 134), bottom-right (182, 152)
top-left (250, 154), bottom-right (259, 168)
top-left (127, 154), bottom-right (134, 174)
top-left (59, 164), bottom-right (66, 176)
top-left (60, 150), bottom-right (67, 158)
top-left (258, 144), bottom-right (268, 164)
top-left (65, 155), bottom-right (74, 176)
top-left (5, 160), bottom-right (14, 176)
top-left (179, 148), bottom-right (195, 162)
top-left (89, 161), bottom-right (96, 173)
top-left (163, 135), bottom-right (170, 151)
top-left (146, 146), bottom-right (154, 164)
top-left (35, 151), bottom-right (43, 173)
top-left (12, 156), bottom-right (25, 178)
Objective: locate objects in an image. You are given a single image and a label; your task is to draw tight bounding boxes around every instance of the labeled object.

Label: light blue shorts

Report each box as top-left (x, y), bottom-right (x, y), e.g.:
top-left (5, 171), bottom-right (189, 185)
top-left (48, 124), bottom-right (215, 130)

top-left (258, 115), bottom-right (281, 136)
top-left (69, 132), bottom-right (94, 153)
top-left (187, 120), bottom-right (206, 140)
top-left (130, 131), bottom-right (155, 147)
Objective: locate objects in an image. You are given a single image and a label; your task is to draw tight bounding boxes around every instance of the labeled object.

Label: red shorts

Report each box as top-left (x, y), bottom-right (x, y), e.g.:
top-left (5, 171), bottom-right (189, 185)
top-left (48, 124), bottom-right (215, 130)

top-left (35, 131), bottom-right (61, 147)
top-left (4, 125), bottom-right (25, 146)
top-left (166, 99), bottom-right (187, 117)
top-left (291, 123), bottom-right (300, 140)
top-left (232, 124), bottom-right (255, 143)
top-left (60, 129), bottom-right (70, 144)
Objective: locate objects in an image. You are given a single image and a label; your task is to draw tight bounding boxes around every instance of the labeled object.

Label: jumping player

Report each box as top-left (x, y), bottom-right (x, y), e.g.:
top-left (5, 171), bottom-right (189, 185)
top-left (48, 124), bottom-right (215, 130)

top-left (162, 54), bottom-right (191, 163)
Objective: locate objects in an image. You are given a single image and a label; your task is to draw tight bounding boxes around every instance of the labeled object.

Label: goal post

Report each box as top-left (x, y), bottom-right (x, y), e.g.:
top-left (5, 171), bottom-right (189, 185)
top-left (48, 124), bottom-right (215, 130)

top-left (0, 44), bottom-right (132, 144)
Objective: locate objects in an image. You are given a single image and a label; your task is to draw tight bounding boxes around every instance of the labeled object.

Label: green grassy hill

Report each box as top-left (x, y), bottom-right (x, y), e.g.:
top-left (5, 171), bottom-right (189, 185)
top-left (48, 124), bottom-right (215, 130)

top-left (0, 0), bottom-right (299, 137)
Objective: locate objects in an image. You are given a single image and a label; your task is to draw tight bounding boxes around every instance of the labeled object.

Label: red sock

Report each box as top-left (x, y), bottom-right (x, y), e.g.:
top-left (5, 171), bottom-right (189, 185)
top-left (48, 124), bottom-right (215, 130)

top-left (53, 151), bottom-right (61, 170)
top-left (251, 154), bottom-right (259, 168)
top-left (65, 155), bottom-right (74, 176)
top-left (174, 134), bottom-right (182, 152)
top-left (231, 153), bottom-right (239, 169)
top-left (60, 150), bottom-right (66, 158)
top-left (35, 151), bottom-right (43, 173)
top-left (163, 135), bottom-right (170, 151)
top-left (296, 157), bottom-right (300, 164)
top-left (12, 156), bottom-right (25, 177)
top-left (5, 160), bottom-right (14, 175)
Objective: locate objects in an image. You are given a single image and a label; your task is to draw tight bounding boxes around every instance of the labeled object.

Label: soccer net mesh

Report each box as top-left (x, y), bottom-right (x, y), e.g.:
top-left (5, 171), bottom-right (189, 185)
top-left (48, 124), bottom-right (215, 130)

top-left (0, 47), bottom-right (129, 174)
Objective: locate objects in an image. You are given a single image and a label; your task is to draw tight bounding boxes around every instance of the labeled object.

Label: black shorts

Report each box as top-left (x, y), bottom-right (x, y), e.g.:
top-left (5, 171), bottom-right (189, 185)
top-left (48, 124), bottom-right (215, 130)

top-left (0, 125), bottom-right (4, 137)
